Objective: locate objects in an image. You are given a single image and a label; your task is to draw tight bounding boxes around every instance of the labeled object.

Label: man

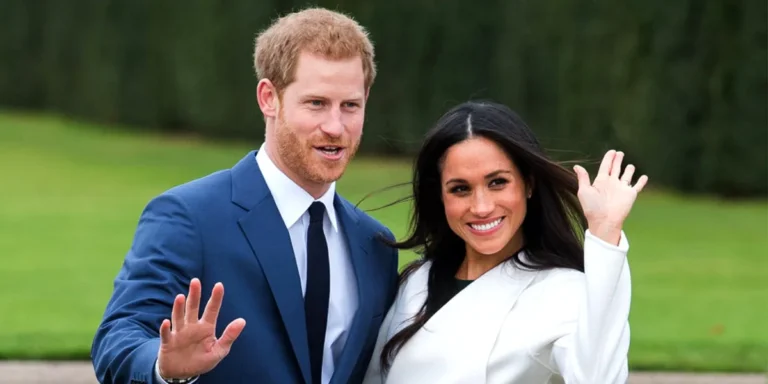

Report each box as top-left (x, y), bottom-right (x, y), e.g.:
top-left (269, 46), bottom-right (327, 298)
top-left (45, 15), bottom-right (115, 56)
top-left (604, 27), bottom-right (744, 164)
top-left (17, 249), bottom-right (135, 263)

top-left (91, 8), bottom-right (400, 384)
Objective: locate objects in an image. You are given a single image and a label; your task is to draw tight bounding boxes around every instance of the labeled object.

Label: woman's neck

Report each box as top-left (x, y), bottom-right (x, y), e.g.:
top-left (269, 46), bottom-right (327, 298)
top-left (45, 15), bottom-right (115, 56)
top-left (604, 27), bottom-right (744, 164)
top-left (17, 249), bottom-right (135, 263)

top-left (455, 236), bottom-right (524, 280)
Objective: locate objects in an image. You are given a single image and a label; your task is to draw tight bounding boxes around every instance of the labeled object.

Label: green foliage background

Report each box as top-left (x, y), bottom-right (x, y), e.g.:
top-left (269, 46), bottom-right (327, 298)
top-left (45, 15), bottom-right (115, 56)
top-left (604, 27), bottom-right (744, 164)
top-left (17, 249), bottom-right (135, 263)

top-left (1, 0), bottom-right (766, 196)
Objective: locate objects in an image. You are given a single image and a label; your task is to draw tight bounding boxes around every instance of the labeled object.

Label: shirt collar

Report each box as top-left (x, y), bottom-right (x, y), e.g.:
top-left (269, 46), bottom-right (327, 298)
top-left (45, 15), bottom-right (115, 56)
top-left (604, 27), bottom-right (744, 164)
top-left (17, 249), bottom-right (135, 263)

top-left (255, 144), bottom-right (338, 231)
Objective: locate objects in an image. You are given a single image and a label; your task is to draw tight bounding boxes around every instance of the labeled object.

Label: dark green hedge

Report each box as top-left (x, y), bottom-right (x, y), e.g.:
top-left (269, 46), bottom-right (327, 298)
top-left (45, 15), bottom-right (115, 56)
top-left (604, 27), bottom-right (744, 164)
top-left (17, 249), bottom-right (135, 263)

top-left (1, 0), bottom-right (765, 196)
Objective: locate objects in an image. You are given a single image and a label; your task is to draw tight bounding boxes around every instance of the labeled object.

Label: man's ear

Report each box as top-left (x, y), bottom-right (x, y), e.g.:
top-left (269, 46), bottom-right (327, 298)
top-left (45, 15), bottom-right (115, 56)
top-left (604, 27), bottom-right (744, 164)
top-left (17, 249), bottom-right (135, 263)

top-left (257, 79), bottom-right (279, 118)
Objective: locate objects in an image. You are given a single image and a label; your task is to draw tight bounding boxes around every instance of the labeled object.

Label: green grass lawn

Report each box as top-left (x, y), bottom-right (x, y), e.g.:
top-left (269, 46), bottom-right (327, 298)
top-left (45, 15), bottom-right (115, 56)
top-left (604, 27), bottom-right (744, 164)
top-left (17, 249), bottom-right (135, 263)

top-left (1, 110), bottom-right (766, 372)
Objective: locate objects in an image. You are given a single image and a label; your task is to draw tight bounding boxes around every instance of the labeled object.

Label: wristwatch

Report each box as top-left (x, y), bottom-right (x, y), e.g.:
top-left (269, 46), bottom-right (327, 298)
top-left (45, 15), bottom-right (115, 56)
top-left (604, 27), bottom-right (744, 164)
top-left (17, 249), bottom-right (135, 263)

top-left (161, 377), bottom-right (198, 384)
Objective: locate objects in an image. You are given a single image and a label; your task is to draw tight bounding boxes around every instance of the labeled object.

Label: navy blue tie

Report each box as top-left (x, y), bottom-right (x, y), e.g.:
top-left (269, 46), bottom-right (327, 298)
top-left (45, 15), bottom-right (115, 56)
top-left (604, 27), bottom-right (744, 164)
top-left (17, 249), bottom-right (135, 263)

top-left (305, 202), bottom-right (330, 384)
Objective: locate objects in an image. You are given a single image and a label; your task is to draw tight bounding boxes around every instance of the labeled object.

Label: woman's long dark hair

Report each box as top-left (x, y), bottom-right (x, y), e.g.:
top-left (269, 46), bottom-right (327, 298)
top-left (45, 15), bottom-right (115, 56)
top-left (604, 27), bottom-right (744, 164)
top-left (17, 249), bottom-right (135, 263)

top-left (377, 101), bottom-right (588, 372)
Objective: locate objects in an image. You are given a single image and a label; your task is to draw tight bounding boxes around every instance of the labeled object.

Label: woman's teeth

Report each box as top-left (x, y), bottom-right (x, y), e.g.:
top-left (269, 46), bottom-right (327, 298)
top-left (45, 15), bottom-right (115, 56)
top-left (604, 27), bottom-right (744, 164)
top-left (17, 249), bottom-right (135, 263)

top-left (469, 218), bottom-right (502, 231)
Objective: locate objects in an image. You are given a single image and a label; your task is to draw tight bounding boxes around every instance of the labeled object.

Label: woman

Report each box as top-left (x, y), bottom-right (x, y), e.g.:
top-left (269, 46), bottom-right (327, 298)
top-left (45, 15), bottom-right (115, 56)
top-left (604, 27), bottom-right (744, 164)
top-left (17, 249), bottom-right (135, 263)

top-left (362, 101), bottom-right (647, 383)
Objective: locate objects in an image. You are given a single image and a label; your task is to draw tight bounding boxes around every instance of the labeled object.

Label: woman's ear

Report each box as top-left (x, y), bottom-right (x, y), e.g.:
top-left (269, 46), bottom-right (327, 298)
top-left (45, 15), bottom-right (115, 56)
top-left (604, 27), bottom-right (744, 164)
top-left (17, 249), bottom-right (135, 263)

top-left (526, 176), bottom-right (534, 198)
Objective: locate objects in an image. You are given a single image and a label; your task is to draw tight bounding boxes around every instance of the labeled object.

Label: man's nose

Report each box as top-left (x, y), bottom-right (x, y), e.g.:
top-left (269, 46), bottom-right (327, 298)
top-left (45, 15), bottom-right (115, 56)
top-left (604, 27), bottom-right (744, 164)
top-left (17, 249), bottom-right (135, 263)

top-left (320, 107), bottom-right (344, 138)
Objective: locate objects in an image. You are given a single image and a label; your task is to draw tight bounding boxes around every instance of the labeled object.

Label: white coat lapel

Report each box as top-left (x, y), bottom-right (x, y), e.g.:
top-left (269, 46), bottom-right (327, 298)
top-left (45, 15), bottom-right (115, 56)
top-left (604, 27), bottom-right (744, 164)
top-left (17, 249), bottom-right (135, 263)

top-left (387, 257), bottom-right (539, 384)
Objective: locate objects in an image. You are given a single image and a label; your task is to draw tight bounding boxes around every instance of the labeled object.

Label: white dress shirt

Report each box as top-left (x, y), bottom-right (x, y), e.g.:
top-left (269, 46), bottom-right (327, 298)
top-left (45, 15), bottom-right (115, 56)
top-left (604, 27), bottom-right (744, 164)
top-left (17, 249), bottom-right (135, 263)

top-left (156, 145), bottom-right (358, 383)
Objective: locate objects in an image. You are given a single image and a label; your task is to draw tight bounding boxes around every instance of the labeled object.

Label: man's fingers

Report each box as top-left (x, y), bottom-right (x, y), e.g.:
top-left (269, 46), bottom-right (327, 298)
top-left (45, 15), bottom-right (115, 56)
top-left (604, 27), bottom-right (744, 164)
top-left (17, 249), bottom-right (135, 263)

top-left (596, 150), bottom-right (616, 179)
top-left (201, 283), bottom-right (225, 325)
top-left (217, 318), bottom-right (246, 351)
top-left (185, 278), bottom-right (202, 323)
top-left (159, 319), bottom-right (172, 344)
top-left (171, 294), bottom-right (186, 332)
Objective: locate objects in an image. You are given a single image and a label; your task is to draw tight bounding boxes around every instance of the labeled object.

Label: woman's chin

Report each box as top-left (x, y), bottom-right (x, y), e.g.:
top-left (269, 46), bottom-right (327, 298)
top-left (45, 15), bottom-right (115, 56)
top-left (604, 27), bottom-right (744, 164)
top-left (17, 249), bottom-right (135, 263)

top-left (468, 241), bottom-right (507, 258)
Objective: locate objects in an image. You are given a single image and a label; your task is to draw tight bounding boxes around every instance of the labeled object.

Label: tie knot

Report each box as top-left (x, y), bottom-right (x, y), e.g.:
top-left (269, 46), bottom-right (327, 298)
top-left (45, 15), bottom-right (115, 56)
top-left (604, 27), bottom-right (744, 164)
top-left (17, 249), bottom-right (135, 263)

top-left (308, 202), bottom-right (325, 223)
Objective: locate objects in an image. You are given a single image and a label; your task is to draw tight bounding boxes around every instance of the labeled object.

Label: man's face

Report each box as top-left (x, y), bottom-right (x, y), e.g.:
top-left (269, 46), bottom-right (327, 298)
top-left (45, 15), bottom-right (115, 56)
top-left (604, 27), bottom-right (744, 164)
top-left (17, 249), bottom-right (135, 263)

top-left (271, 51), bottom-right (367, 192)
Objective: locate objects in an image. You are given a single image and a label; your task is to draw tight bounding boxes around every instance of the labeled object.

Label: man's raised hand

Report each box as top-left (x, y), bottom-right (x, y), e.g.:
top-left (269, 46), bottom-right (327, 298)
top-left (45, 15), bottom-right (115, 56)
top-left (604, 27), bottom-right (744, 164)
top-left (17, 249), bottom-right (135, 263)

top-left (156, 278), bottom-right (246, 379)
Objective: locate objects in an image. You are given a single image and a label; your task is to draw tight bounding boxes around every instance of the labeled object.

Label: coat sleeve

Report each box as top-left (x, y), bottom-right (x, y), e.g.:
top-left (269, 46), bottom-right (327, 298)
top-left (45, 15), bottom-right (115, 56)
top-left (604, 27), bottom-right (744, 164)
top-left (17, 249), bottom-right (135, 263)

top-left (90, 191), bottom-right (203, 384)
top-left (551, 229), bottom-right (631, 384)
top-left (362, 259), bottom-right (426, 384)
top-left (361, 277), bottom-right (405, 384)
top-left (361, 306), bottom-right (395, 383)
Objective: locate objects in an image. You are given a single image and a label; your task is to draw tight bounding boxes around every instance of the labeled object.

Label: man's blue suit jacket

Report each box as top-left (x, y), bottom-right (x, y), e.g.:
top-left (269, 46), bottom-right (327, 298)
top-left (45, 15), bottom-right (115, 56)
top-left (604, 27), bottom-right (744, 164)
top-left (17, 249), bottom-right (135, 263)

top-left (91, 150), bottom-right (400, 384)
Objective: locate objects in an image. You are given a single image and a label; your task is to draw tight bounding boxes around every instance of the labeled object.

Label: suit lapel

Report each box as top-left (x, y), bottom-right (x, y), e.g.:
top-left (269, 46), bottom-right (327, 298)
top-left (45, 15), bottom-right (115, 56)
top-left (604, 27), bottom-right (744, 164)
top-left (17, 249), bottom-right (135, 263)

top-left (387, 259), bottom-right (538, 383)
top-left (330, 197), bottom-right (374, 384)
top-left (231, 151), bottom-right (311, 384)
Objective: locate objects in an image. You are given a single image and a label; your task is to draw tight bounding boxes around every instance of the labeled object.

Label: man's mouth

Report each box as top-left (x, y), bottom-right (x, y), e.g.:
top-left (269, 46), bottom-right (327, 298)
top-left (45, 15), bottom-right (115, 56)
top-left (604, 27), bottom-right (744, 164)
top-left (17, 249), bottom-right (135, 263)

top-left (315, 146), bottom-right (342, 155)
top-left (313, 145), bottom-right (345, 160)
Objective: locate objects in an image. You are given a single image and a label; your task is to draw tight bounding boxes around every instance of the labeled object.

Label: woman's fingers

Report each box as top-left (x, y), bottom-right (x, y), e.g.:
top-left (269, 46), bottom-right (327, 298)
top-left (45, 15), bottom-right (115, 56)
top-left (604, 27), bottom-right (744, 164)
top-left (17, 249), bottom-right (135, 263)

top-left (633, 175), bottom-right (649, 192)
top-left (596, 150), bottom-right (616, 179)
top-left (610, 151), bottom-right (624, 178)
top-left (621, 164), bottom-right (635, 185)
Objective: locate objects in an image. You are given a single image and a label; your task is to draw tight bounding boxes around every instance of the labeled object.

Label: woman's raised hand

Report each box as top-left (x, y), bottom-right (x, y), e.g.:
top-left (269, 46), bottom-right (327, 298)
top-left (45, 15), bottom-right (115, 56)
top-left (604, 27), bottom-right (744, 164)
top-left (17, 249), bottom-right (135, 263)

top-left (573, 150), bottom-right (648, 245)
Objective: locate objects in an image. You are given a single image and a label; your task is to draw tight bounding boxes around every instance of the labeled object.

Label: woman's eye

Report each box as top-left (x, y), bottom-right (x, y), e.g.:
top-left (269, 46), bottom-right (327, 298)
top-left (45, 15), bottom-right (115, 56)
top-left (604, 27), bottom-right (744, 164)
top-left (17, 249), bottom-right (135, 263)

top-left (490, 178), bottom-right (508, 187)
top-left (449, 185), bottom-right (469, 194)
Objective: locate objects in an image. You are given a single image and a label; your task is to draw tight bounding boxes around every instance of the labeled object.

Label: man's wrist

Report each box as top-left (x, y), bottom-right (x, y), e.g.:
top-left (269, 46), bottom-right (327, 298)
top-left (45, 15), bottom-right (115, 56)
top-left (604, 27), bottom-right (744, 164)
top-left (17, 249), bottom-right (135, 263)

top-left (155, 360), bottom-right (199, 384)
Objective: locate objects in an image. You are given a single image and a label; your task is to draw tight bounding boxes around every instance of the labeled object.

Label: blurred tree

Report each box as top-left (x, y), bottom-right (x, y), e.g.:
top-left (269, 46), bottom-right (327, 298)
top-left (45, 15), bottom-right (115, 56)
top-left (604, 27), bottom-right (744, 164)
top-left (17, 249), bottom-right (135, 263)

top-left (0, 0), bottom-right (764, 196)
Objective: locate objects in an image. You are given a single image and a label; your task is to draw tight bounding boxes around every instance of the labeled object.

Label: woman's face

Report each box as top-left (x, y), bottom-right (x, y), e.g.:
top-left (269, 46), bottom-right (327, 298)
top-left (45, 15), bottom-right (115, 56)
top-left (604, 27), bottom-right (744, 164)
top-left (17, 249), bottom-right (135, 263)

top-left (440, 136), bottom-right (529, 260)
